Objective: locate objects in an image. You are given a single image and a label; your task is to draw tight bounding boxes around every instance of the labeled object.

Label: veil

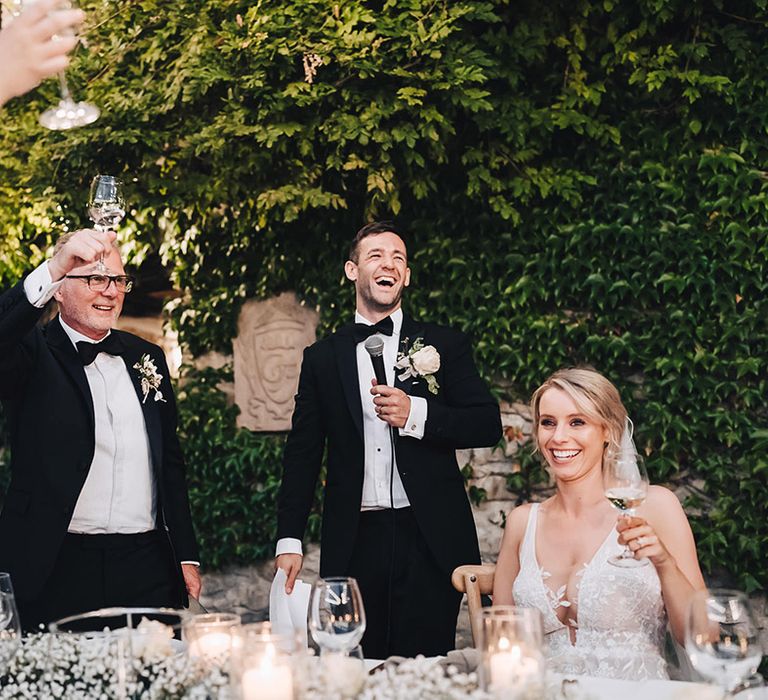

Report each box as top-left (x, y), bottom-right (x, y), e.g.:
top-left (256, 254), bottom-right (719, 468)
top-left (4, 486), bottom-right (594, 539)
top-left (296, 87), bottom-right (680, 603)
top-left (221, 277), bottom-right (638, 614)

top-left (612, 417), bottom-right (639, 477)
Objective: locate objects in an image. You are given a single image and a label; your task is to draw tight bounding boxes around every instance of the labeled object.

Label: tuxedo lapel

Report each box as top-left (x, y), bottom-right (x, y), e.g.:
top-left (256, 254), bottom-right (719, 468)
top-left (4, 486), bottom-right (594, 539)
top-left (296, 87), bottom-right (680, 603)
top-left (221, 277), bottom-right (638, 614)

top-left (333, 326), bottom-right (363, 440)
top-left (120, 336), bottom-right (163, 473)
top-left (395, 314), bottom-right (424, 393)
top-left (45, 317), bottom-right (95, 431)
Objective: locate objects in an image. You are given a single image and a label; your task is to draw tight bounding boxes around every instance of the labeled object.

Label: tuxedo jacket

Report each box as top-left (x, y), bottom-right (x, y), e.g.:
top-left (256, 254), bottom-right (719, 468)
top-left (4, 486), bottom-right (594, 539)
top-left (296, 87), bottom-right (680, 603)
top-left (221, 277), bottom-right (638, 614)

top-left (0, 281), bottom-right (199, 601)
top-left (277, 314), bottom-right (502, 579)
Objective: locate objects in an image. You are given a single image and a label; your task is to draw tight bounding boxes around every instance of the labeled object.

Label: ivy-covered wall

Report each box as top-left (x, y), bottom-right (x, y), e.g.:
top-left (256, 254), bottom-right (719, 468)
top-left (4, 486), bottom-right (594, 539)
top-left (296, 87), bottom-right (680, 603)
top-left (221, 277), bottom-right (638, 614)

top-left (0, 1), bottom-right (766, 589)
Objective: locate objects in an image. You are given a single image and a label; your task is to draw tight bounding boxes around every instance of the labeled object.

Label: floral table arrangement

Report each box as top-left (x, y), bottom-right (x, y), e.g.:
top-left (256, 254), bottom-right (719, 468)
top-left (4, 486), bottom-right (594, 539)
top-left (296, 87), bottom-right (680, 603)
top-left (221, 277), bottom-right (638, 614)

top-left (0, 621), bottom-right (595, 700)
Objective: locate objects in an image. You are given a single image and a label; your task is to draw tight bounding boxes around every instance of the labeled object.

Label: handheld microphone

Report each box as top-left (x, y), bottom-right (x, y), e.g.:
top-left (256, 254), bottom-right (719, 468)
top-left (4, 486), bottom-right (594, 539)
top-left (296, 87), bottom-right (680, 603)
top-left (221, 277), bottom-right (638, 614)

top-left (364, 334), bottom-right (388, 386)
top-left (365, 330), bottom-right (397, 654)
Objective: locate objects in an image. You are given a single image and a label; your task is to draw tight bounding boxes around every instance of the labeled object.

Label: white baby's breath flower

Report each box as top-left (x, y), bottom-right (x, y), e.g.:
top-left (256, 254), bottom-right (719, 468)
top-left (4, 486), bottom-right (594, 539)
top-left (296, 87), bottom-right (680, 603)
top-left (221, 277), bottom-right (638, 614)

top-left (133, 354), bottom-right (167, 404)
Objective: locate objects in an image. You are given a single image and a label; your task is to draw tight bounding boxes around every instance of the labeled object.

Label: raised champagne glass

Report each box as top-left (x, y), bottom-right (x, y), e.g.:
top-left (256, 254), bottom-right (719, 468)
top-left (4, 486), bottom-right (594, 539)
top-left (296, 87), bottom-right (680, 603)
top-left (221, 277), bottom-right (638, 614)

top-left (604, 449), bottom-right (650, 567)
top-left (19, 0), bottom-right (100, 130)
top-left (87, 175), bottom-right (125, 272)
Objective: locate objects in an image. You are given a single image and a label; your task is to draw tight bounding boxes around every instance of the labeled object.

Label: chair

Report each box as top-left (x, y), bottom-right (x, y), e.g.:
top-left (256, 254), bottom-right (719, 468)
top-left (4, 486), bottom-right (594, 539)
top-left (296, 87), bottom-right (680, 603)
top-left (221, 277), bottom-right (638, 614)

top-left (451, 563), bottom-right (495, 647)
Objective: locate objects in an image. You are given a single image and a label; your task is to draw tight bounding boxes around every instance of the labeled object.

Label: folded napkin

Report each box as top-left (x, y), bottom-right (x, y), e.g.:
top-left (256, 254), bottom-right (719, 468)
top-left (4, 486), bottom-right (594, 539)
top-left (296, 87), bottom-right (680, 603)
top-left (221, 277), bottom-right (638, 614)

top-left (269, 568), bottom-right (311, 648)
top-left (371, 648), bottom-right (479, 674)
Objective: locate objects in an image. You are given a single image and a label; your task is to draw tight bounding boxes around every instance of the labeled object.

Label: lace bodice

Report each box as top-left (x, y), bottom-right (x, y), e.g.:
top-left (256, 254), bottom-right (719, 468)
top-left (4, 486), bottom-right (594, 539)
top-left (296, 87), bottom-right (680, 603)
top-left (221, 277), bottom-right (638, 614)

top-left (512, 503), bottom-right (668, 680)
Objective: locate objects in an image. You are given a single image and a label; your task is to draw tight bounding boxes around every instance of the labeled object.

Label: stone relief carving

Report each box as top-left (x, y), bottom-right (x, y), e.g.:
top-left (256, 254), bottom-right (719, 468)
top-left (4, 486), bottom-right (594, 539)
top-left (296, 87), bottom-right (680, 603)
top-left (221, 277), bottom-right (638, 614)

top-left (233, 293), bottom-right (318, 431)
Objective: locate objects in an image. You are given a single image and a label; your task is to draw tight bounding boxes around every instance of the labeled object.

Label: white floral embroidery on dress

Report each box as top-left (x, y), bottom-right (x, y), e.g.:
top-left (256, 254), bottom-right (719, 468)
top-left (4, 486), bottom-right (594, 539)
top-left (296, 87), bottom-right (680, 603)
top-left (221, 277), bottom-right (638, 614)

top-left (133, 353), bottom-right (167, 404)
top-left (513, 503), bottom-right (668, 680)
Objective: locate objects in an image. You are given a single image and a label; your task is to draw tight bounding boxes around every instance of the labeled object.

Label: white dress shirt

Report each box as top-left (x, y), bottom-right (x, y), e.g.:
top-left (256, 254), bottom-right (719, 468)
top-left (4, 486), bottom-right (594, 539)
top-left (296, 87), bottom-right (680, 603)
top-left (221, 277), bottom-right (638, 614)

top-left (24, 261), bottom-right (63, 308)
top-left (275, 307), bottom-right (428, 558)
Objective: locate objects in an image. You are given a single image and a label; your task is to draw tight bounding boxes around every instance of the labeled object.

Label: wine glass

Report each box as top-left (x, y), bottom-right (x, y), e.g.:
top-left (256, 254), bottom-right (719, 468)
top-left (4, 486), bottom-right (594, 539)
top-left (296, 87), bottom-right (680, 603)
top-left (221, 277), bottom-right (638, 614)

top-left (0, 573), bottom-right (22, 674)
top-left (87, 175), bottom-right (125, 272)
top-left (686, 589), bottom-right (763, 697)
top-left (309, 577), bottom-right (366, 654)
top-left (18, 0), bottom-right (100, 130)
top-left (603, 449), bottom-right (650, 567)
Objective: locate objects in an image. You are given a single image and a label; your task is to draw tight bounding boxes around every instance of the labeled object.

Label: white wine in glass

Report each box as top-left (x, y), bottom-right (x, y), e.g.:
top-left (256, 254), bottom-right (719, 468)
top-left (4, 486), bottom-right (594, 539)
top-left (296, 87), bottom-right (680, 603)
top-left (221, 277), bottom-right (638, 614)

top-left (604, 450), bottom-right (650, 567)
top-left (18, 0), bottom-right (100, 130)
top-left (87, 175), bottom-right (125, 272)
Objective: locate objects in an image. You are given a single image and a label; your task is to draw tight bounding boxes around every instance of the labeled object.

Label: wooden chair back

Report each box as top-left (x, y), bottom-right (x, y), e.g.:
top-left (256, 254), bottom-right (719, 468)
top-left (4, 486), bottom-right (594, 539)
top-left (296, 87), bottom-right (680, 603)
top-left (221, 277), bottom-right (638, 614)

top-left (451, 563), bottom-right (496, 647)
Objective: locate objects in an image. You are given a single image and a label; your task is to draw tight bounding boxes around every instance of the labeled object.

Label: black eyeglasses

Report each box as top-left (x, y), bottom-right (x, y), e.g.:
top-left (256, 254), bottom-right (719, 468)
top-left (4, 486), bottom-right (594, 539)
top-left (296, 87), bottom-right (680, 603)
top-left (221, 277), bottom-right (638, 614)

top-left (65, 274), bottom-right (135, 293)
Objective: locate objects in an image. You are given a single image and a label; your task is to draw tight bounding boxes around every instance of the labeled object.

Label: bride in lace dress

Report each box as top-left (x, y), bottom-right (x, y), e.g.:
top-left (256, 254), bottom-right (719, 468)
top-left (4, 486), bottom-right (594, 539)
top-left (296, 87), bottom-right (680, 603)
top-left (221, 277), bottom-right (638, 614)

top-left (493, 368), bottom-right (705, 680)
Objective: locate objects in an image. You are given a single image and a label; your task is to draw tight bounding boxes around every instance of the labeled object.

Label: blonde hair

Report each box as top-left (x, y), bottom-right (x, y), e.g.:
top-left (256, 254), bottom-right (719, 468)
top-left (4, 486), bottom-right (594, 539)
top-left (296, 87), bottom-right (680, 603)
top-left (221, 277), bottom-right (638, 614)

top-left (530, 367), bottom-right (628, 457)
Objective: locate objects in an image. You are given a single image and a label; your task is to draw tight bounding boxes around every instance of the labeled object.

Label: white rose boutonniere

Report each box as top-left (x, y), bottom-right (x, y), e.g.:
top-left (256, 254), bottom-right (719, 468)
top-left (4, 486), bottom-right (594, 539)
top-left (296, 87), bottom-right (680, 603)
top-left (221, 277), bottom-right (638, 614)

top-left (395, 337), bottom-right (440, 394)
top-left (133, 353), bottom-right (167, 404)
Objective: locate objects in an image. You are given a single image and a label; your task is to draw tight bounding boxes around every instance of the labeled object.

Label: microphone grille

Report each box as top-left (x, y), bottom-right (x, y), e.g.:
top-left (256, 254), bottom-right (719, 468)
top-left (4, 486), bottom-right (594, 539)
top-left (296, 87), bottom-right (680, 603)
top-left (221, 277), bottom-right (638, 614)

top-left (364, 334), bottom-right (385, 357)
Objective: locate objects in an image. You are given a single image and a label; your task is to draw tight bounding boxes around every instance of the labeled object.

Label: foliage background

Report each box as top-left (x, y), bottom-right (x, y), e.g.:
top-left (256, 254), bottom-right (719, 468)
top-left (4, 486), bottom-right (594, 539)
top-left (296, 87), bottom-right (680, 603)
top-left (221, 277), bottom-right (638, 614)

top-left (0, 0), bottom-right (766, 588)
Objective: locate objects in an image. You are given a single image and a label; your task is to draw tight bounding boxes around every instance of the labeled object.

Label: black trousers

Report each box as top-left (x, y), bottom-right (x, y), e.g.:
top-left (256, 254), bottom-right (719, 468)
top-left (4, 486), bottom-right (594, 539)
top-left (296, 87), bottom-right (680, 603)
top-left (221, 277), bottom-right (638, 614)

top-left (347, 508), bottom-right (462, 659)
top-left (17, 530), bottom-right (183, 633)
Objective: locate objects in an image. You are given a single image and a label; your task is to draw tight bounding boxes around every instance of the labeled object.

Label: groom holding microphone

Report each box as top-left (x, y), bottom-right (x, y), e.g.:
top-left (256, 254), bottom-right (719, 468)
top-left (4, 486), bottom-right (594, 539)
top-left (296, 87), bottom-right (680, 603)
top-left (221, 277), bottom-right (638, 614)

top-left (276, 221), bottom-right (501, 658)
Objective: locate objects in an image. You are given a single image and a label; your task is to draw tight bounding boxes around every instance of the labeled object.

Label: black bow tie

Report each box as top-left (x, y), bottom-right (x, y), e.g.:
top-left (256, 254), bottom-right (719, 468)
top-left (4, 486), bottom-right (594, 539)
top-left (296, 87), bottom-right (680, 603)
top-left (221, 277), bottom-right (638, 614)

top-left (76, 334), bottom-right (125, 366)
top-left (350, 316), bottom-right (394, 343)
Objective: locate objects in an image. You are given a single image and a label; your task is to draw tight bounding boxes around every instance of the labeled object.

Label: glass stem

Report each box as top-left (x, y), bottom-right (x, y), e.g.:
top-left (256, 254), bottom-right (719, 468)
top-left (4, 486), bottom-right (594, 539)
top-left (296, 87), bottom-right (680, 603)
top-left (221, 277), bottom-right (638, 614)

top-left (620, 511), bottom-right (634, 558)
top-left (58, 72), bottom-right (72, 101)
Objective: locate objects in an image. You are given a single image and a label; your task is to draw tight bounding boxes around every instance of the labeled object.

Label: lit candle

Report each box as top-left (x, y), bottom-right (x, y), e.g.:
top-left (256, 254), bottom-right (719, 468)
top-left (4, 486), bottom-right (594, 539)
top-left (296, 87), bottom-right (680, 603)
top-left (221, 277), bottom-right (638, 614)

top-left (241, 644), bottom-right (294, 700)
top-left (188, 631), bottom-right (233, 659)
top-left (488, 637), bottom-right (540, 692)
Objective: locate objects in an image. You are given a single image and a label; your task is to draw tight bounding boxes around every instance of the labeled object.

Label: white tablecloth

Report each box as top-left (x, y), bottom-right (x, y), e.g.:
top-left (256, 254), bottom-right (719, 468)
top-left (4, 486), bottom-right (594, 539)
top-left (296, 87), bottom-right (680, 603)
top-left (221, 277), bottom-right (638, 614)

top-left (554, 674), bottom-right (722, 700)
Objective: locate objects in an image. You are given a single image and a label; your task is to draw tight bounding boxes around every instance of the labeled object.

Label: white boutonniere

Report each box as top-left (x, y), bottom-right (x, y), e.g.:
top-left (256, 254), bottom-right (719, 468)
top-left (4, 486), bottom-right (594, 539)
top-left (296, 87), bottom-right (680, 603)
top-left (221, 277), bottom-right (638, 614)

top-left (395, 337), bottom-right (440, 394)
top-left (133, 354), bottom-right (167, 403)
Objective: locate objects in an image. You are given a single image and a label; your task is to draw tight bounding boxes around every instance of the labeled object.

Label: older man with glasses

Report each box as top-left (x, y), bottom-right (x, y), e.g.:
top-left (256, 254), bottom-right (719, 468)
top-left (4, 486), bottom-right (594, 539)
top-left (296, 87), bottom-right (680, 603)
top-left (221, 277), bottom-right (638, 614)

top-left (0, 228), bottom-right (201, 631)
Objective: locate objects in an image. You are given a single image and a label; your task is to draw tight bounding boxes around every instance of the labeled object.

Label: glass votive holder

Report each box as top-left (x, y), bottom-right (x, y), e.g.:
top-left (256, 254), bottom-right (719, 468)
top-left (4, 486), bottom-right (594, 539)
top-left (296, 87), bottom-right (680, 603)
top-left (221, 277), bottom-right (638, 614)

top-left (231, 629), bottom-right (295, 700)
top-left (183, 612), bottom-right (241, 663)
top-left (478, 606), bottom-right (545, 699)
top-left (238, 622), bottom-right (300, 655)
top-left (318, 645), bottom-right (366, 699)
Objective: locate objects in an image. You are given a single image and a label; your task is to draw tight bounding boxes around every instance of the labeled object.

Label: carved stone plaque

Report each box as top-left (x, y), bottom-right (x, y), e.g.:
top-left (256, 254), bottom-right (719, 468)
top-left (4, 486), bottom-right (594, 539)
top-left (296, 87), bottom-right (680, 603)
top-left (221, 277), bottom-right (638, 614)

top-left (233, 293), bottom-right (319, 431)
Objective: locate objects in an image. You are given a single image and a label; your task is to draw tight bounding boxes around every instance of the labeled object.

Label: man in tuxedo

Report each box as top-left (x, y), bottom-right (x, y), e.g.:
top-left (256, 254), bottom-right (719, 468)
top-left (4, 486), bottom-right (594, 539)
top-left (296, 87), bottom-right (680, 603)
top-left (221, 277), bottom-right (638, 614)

top-left (0, 229), bottom-right (201, 631)
top-left (276, 221), bottom-right (501, 658)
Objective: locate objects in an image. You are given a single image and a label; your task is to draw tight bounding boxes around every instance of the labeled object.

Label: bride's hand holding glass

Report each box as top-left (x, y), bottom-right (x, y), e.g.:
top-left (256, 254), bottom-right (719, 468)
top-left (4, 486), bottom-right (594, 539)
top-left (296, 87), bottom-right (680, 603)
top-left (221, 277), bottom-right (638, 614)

top-left (616, 515), bottom-right (672, 568)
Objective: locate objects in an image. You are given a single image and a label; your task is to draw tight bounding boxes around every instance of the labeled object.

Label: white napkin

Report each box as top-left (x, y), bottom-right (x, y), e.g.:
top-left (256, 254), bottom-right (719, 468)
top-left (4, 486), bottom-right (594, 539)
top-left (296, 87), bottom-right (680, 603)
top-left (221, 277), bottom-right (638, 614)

top-left (269, 567), bottom-right (311, 648)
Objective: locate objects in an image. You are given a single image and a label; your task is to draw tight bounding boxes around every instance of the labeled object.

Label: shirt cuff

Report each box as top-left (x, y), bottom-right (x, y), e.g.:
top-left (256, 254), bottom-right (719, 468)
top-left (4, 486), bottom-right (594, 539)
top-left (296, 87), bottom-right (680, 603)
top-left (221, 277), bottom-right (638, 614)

top-left (23, 261), bottom-right (62, 308)
top-left (275, 537), bottom-right (303, 557)
top-left (180, 561), bottom-right (200, 567)
top-left (399, 395), bottom-right (427, 439)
